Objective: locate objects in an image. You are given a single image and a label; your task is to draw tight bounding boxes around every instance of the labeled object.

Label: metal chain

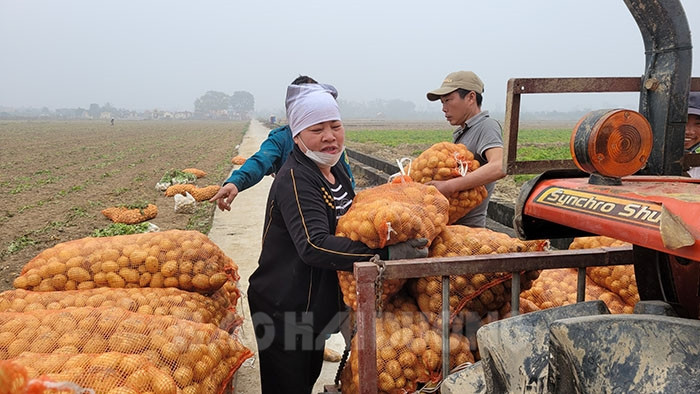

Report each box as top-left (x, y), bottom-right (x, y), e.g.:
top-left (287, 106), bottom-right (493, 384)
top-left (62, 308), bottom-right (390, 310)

top-left (370, 254), bottom-right (386, 313)
top-left (334, 326), bottom-right (357, 386)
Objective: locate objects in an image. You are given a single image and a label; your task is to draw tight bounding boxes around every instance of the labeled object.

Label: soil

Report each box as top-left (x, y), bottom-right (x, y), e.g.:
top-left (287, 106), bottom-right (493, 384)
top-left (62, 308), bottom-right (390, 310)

top-left (0, 120), bottom-right (245, 292)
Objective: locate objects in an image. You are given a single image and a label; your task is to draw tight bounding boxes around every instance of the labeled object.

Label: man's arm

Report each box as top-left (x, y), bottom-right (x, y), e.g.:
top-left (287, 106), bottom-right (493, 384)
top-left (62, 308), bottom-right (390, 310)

top-left (210, 125), bottom-right (294, 211)
top-left (428, 147), bottom-right (505, 196)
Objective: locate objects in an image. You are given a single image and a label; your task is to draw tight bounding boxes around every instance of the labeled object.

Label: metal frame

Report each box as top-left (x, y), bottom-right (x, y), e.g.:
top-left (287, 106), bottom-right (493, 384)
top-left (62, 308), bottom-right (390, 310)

top-left (353, 246), bottom-right (633, 393)
top-left (502, 77), bottom-right (700, 175)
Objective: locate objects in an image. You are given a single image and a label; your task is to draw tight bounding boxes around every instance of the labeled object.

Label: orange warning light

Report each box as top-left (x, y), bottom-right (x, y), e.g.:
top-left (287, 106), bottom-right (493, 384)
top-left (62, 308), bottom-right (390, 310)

top-left (570, 109), bottom-right (653, 178)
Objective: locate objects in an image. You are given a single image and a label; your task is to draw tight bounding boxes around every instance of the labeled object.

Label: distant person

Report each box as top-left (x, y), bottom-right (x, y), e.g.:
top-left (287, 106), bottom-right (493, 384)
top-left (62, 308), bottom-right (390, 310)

top-left (685, 92), bottom-right (700, 178)
top-left (110, 118), bottom-right (115, 126)
top-left (425, 70), bottom-right (506, 227)
top-left (209, 76), bottom-right (355, 211)
top-left (247, 80), bottom-right (428, 394)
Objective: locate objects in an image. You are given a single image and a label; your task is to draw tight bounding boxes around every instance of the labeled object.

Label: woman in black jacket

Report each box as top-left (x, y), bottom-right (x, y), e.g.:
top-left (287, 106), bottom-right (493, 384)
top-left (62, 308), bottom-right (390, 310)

top-left (247, 81), bottom-right (427, 393)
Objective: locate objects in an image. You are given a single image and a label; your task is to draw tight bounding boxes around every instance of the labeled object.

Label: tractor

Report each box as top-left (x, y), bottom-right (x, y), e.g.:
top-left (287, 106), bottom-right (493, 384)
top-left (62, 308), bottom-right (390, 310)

top-left (348, 0), bottom-right (700, 393)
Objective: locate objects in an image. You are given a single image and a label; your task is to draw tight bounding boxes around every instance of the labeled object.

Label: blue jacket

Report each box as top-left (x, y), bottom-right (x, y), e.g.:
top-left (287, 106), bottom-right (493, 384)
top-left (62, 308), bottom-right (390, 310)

top-left (224, 125), bottom-right (355, 191)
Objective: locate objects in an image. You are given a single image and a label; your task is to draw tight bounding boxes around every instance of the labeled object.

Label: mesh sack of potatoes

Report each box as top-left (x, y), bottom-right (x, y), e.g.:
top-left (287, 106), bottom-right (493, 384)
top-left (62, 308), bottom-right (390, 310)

top-left (5, 353), bottom-right (179, 394)
top-left (520, 268), bottom-right (633, 314)
top-left (569, 235), bottom-right (629, 250)
top-left (0, 306), bottom-right (253, 393)
top-left (0, 283), bottom-right (242, 332)
top-left (0, 360), bottom-right (93, 394)
top-left (335, 181), bottom-right (449, 311)
top-left (407, 142), bottom-right (489, 224)
top-left (340, 294), bottom-right (474, 394)
top-left (409, 226), bottom-right (544, 330)
top-left (0, 359), bottom-right (29, 394)
top-left (336, 181), bottom-right (449, 249)
top-left (101, 204), bottom-right (158, 225)
top-left (190, 185), bottom-right (221, 202)
top-left (13, 230), bottom-right (236, 295)
top-left (568, 236), bottom-right (639, 306)
top-left (182, 168), bottom-right (207, 178)
top-left (337, 271), bottom-right (406, 312)
top-left (165, 184), bottom-right (221, 202)
top-left (231, 156), bottom-right (246, 165)
top-left (165, 183), bottom-right (196, 197)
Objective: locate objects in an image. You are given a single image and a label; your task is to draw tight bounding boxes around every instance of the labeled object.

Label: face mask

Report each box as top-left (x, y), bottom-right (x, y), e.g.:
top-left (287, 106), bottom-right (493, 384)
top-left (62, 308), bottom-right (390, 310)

top-left (298, 138), bottom-right (344, 168)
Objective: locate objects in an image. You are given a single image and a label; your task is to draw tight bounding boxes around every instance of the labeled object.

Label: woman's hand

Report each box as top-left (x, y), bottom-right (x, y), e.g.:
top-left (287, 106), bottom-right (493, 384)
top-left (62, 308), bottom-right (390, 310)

top-left (209, 183), bottom-right (240, 211)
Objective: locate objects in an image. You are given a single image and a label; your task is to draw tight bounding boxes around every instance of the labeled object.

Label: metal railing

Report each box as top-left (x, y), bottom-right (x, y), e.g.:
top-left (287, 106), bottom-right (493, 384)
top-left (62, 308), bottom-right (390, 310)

top-left (353, 245), bottom-right (634, 393)
top-left (502, 76), bottom-right (700, 175)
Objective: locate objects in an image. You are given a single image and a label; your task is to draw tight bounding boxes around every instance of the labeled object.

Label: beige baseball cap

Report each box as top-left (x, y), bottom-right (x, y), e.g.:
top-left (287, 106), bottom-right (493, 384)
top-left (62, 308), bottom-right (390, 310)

top-left (427, 71), bottom-right (484, 101)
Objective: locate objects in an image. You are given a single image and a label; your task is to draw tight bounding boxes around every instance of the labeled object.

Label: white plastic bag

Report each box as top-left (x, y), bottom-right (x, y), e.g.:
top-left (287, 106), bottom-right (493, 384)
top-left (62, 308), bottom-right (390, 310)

top-left (174, 192), bottom-right (196, 214)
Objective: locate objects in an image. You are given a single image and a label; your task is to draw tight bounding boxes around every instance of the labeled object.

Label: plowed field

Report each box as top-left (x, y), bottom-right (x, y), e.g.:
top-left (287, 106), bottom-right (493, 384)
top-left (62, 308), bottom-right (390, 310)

top-left (0, 120), bottom-right (245, 291)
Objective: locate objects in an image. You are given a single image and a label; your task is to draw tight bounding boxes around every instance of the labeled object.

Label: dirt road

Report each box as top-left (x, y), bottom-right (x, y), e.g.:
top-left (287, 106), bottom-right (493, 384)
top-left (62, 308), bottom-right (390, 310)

top-left (208, 119), bottom-right (345, 394)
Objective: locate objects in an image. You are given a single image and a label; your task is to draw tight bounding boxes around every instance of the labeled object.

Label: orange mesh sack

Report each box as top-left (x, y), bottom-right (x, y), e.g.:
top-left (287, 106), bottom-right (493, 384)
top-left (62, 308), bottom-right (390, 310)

top-left (409, 226), bottom-right (544, 331)
top-left (165, 183), bottom-right (196, 197)
top-left (586, 265), bottom-right (639, 307)
top-left (340, 294), bottom-right (474, 394)
top-left (336, 181), bottom-right (449, 249)
top-left (521, 268), bottom-right (633, 314)
top-left (0, 306), bottom-right (253, 393)
top-left (6, 353), bottom-right (177, 394)
top-left (101, 204), bottom-right (158, 225)
top-left (568, 236), bottom-right (639, 306)
top-left (0, 359), bottom-right (29, 394)
top-left (569, 235), bottom-right (629, 249)
top-left (190, 185), bottom-right (221, 202)
top-left (0, 360), bottom-right (92, 394)
top-left (166, 184), bottom-right (220, 202)
top-left (13, 230), bottom-right (235, 294)
top-left (0, 284), bottom-right (241, 332)
top-left (183, 168), bottom-right (207, 178)
top-left (408, 142), bottom-right (488, 224)
top-left (337, 271), bottom-right (405, 312)
top-left (231, 156), bottom-right (246, 165)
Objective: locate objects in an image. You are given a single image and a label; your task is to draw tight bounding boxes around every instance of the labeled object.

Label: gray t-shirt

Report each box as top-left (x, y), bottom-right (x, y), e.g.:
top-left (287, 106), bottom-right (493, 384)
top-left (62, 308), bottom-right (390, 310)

top-left (451, 110), bottom-right (503, 227)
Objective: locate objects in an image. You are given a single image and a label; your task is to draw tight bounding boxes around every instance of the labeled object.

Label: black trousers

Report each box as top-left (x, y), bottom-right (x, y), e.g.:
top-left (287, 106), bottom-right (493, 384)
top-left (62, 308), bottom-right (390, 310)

top-left (249, 298), bottom-right (326, 394)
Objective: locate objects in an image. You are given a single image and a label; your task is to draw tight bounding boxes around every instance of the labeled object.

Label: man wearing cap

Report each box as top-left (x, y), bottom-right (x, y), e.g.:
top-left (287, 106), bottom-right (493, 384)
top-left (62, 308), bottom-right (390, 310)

top-left (685, 92), bottom-right (700, 178)
top-left (426, 70), bottom-right (506, 227)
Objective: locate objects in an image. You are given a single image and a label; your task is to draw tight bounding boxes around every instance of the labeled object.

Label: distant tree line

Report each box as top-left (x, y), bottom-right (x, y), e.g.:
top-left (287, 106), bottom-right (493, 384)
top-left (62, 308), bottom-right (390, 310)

top-left (194, 90), bottom-right (254, 120)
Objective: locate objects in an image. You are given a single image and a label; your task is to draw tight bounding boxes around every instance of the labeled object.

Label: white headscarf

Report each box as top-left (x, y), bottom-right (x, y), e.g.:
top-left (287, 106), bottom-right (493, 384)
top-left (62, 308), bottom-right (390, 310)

top-left (285, 83), bottom-right (340, 137)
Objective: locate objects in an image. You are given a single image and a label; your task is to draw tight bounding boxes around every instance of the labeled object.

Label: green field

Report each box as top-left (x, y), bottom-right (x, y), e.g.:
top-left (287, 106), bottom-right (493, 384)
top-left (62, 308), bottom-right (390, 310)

top-left (345, 127), bottom-right (572, 161)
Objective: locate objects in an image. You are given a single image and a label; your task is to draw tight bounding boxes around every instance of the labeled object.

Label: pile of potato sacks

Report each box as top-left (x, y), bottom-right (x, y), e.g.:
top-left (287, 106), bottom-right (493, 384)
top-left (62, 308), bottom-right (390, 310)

top-left (0, 229), bottom-right (252, 394)
top-left (335, 143), bottom-right (549, 393)
top-left (335, 143), bottom-right (641, 393)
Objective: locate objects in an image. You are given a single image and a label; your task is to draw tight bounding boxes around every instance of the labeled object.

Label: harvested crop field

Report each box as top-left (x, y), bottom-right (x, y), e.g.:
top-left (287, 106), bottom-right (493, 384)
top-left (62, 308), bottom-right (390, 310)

top-left (0, 120), bottom-right (246, 292)
top-left (0, 118), bottom-right (566, 293)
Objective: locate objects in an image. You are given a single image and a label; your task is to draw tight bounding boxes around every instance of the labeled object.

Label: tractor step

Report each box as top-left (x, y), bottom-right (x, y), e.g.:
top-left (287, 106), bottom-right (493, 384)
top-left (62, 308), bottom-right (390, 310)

top-left (548, 313), bottom-right (700, 393)
top-left (443, 300), bottom-right (699, 393)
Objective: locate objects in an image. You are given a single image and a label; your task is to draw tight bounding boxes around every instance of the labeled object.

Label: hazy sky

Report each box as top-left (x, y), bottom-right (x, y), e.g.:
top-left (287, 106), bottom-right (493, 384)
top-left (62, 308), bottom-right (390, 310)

top-left (2, 0), bottom-right (700, 115)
